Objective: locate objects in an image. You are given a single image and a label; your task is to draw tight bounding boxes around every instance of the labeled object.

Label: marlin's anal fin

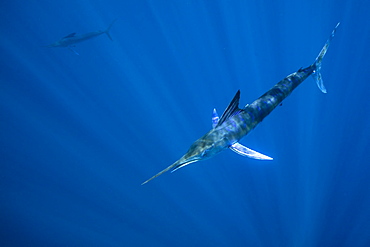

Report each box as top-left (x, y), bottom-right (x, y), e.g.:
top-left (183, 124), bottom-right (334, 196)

top-left (230, 142), bottom-right (273, 160)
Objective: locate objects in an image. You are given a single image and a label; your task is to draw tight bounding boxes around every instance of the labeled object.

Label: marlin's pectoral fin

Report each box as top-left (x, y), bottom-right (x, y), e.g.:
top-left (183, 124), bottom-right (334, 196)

top-left (68, 46), bottom-right (79, 55)
top-left (230, 142), bottom-right (273, 160)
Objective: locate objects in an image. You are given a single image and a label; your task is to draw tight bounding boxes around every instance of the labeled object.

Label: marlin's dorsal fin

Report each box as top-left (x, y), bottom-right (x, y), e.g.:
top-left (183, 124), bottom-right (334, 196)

top-left (215, 90), bottom-right (242, 128)
top-left (63, 32), bottom-right (76, 39)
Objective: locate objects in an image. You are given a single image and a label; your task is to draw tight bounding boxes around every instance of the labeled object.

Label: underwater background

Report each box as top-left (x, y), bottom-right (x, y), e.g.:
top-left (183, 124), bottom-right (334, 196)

top-left (1, 0), bottom-right (370, 246)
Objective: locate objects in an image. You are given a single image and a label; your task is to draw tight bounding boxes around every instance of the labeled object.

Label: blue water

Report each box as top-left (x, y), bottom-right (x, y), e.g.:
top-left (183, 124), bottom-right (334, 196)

top-left (1, 1), bottom-right (370, 246)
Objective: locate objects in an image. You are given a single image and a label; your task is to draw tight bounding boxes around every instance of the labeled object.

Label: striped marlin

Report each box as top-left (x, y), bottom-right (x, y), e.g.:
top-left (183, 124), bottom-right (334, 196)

top-left (45, 19), bottom-right (116, 55)
top-left (142, 23), bottom-right (340, 185)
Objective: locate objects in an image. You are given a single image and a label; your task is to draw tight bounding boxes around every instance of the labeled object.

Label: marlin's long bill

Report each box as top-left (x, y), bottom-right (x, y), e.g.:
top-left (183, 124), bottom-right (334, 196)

top-left (141, 23), bottom-right (340, 185)
top-left (141, 162), bottom-right (179, 185)
top-left (141, 158), bottom-right (199, 185)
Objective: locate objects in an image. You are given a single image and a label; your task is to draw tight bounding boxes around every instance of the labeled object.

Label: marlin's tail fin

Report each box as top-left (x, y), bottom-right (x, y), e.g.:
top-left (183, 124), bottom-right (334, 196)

top-left (312, 22), bottom-right (340, 93)
top-left (105, 19), bottom-right (117, 41)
